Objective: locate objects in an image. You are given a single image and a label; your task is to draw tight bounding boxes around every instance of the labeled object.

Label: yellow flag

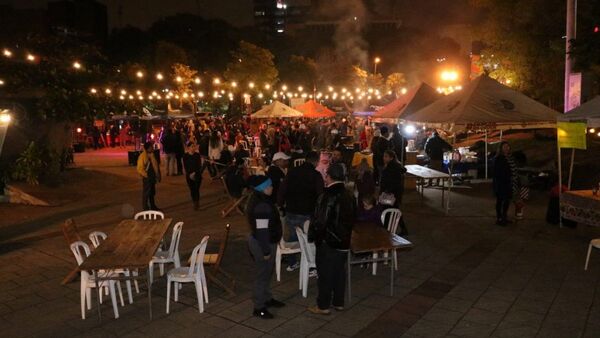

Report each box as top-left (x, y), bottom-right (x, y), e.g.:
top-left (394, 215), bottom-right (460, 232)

top-left (557, 122), bottom-right (587, 149)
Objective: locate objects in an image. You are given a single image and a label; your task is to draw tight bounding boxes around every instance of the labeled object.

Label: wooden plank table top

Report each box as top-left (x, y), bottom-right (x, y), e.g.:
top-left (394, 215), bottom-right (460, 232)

top-left (80, 218), bottom-right (172, 271)
top-left (405, 164), bottom-right (450, 179)
top-left (351, 222), bottom-right (413, 254)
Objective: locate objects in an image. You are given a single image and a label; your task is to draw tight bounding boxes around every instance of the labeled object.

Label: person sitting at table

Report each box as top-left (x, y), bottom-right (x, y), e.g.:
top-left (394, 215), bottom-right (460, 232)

top-left (245, 175), bottom-right (285, 319)
top-left (357, 195), bottom-right (382, 226)
top-left (308, 164), bottom-right (356, 315)
top-left (355, 158), bottom-right (375, 204)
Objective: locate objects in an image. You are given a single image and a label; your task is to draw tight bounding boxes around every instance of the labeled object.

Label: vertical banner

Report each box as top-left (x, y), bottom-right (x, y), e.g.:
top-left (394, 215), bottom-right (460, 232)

top-left (567, 72), bottom-right (582, 111)
top-left (557, 121), bottom-right (587, 149)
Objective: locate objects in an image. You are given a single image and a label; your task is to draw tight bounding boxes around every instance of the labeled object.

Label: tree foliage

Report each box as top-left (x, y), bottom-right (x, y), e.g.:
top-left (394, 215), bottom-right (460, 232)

top-left (280, 55), bottom-right (319, 87)
top-left (386, 73), bottom-right (407, 97)
top-left (224, 41), bottom-right (278, 86)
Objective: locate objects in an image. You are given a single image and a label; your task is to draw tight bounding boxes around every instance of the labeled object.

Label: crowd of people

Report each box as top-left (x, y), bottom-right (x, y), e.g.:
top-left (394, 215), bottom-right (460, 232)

top-left (132, 114), bottom-right (527, 319)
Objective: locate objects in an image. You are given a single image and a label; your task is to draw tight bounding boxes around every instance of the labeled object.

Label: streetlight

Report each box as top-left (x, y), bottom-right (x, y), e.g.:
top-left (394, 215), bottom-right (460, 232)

top-left (0, 109), bottom-right (12, 157)
top-left (374, 57), bottom-right (381, 74)
top-left (440, 70), bottom-right (459, 82)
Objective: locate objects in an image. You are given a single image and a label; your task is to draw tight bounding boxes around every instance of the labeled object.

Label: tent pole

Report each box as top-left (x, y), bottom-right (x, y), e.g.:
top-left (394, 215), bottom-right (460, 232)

top-left (558, 143), bottom-right (563, 228)
top-left (568, 148), bottom-right (575, 190)
top-left (484, 130), bottom-right (488, 179)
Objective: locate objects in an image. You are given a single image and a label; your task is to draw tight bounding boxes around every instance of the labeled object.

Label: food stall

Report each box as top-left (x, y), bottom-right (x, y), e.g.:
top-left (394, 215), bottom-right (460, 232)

top-left (557, 96), bottom-right (600, 226)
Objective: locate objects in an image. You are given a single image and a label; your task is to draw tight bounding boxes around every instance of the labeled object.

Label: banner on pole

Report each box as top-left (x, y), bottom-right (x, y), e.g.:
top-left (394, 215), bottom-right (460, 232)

top-left (557, 121), bottom-right (587, 149)
top-left (567, 73), bottom-right (582, 111)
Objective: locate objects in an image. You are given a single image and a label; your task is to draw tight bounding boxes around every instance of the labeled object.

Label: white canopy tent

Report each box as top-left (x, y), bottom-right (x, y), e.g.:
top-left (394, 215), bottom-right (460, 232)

top-left (251, 101), bottom-right (303, 119)
top-left (406, 75), bottom-right (560, 178)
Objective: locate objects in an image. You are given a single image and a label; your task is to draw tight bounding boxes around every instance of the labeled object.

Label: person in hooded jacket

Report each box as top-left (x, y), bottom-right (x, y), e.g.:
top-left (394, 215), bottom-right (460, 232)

top-left (246, 175), bottom-right (285, 319)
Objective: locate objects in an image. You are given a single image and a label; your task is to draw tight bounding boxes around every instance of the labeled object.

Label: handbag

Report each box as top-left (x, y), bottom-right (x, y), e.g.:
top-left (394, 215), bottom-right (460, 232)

top-left (378, 192), bottom-right (396, 206)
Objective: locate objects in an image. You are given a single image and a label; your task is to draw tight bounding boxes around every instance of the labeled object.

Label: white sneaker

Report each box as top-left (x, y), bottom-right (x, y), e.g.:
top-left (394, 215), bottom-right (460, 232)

top-left (286, 262), bottom-right (300, 272)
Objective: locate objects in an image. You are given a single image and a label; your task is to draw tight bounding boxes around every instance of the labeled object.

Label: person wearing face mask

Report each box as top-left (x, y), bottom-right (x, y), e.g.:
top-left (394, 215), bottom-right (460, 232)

top-left (246, 175), bottom-right (285, 319)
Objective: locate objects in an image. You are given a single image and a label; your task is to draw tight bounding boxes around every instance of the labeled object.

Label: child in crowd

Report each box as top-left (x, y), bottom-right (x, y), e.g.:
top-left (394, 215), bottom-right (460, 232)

top-left (357, 195), bottom-right (382, 226)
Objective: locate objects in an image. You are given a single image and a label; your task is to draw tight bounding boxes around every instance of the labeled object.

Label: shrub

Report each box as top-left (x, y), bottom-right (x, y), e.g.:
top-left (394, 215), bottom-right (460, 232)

top-left (12, 142), bottom-right (45, 185)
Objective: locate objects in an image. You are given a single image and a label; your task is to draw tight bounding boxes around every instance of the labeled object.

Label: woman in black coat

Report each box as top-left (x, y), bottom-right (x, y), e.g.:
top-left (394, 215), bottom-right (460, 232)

top-left (380, 150), bottom-right (408, 235)
top-left (493, 141), bottom-right (517, 226)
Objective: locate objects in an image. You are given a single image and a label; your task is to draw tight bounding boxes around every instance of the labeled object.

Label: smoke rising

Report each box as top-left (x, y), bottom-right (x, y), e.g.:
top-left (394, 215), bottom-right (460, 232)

top-left (316, 0), bottom-right (369, 68)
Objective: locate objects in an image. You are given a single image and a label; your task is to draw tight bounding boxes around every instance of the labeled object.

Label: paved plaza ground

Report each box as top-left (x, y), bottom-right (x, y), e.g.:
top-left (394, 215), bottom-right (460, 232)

top-left (1, 148), bottom-right (600, 338)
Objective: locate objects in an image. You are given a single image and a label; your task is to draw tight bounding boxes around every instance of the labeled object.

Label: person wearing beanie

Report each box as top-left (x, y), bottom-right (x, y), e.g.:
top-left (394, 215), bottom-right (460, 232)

top-left (245, 175), bottom-right (285, 319)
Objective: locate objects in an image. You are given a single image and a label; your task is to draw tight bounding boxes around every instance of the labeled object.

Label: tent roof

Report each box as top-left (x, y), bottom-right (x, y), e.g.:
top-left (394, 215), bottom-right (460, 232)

top-left (406, 75), bottom-right (560, 131)
top-left (560, 96), bottom-right (600, 127)
top-left (372, 83), bottom-right (440, 121)
top-left (251, 101), bottom-right (303, 119)
top-left (294, 100), bottom-right (336, 118)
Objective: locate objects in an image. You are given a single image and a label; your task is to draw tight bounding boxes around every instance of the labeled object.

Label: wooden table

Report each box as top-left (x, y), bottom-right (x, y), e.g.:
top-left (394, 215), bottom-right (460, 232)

top-left (80, 218), bottom-right (172, 321)
top-left (347, 222), bottom-right (413, 301)
top-left (405, 164), bottom-right (451, 214)
top-left (560, 190), bottom-right (600, 227)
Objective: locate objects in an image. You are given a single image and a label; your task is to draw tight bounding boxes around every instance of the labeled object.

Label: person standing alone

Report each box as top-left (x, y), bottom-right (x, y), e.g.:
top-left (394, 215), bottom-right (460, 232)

top-left (246, 175), bottom-right (286, 319)
top-left (493, 141), bottom-right (518, 226)
top-left (182, 142), bottom-right (203, 210)
top-left (137, 142), bottom-right (161, 211)
top-left (308, 163), bottom-right (356, 315)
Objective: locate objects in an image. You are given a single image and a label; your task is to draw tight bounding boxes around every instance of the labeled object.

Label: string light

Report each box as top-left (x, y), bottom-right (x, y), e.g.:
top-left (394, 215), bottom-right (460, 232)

top-left (213, 78), bottom-right (221, 85)
top-left (281, 84), bottom-right (287, 91)
top-left (194, 77), bottom-right (201, 84)
top-left (72, 61), bottom-right (82, 70)
top-left (26, 54), bottom-right (36, 62)
top-left (298, 86), bottom-right (303, 92)
top-left (2, 49), bottom-right (12, 57)
top-left (156, 73), bottom-right (164, 80)
top-left (90, 88), bottom-right (97, 94)
top-left (136, 71), bottom-right (144, 78)
top-left (0, 79), bottom-right (4, 86)
top-left (104, 88), bottom-right (111, 94)
top-left (264, 83), bottom-right (271, 90)
top-left (176, 76), bottom-right (182, 83)
top-left (231, 81), bottom-right (237, 88)
top-left (248, 82), bottom-right (255, 88)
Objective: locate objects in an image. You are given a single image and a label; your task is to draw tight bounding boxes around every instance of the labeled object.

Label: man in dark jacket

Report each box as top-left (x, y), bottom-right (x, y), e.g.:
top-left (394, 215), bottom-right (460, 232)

top-left (277, 151), bottom-right (324, 271)
top-left (308, 163), bottom-right (355, 315)
top-left (182, 142), bottom-right (203, 210)
top-left (246, 175), bottom-right (285, 319)
top-left (424, 130), bottom-right (452, 185)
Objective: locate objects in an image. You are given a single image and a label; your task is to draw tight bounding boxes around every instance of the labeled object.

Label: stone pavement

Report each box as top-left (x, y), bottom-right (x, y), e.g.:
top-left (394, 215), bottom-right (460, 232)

top-left (0, 148), bottom-right (599, 337)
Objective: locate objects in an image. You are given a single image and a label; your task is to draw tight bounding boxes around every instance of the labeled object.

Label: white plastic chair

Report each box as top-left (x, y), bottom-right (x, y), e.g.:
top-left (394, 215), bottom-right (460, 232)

top-left (275, 217), bottom-right (302, 282)
top-left (89, 231), bottom-right (138, 301)
top-left (294, 158), bottom-right (306, 167)
top-left (166, 236), bottom-right (210, 314)
top-left (134, 210), bottom-right (165, 220)
top-left (296, 224), bottom-right (316, 298)
top-left (275, 237), bottom-right (301, 282)
top-left (584, 239), bottom-right (600, 270)
top-left (70, 241), bottom-right (123, 319)
top-left (372, 208), bottom-right (402, 275)
top-left (149, 222), bottom-right (183, 283)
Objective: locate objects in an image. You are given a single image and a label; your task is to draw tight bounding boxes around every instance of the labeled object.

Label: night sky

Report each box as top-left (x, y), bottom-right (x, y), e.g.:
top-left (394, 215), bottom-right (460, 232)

top-left (0, 0), bottom-right (255, 29)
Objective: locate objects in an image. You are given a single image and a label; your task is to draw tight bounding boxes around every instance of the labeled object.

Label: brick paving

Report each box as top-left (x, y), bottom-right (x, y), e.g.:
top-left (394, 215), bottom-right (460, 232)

top-left (1, 148), bottom-right (600, 337)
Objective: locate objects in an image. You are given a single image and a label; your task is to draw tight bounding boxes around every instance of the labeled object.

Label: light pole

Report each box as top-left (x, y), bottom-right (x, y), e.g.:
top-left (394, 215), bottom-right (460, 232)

top-left (373, 57), bottom-right (381, 74)
top-left (0, 109), bottom-right (12, 157)
top-left (564, 0), bottom-right (577, 112)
